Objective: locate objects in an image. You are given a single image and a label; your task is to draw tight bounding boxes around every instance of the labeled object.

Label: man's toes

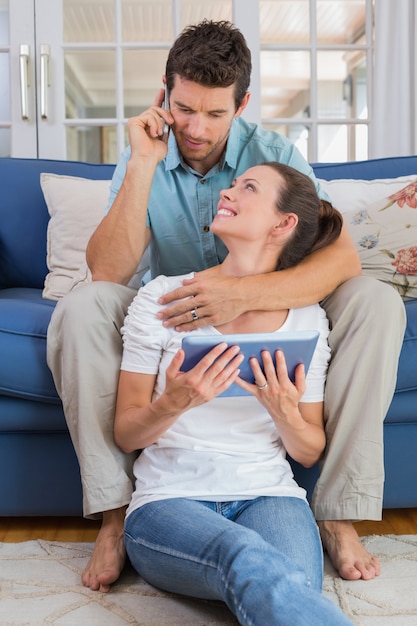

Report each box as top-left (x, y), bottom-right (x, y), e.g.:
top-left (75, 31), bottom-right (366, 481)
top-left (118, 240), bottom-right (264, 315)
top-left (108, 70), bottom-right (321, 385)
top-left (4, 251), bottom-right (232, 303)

top-left (339, 563), bottom-right (362, 581)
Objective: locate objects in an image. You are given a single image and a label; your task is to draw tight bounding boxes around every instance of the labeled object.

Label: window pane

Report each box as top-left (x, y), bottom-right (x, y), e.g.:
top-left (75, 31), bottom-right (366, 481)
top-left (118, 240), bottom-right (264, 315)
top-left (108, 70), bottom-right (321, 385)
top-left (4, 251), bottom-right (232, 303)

top-left (66, 125), bottom-right (118, 164)
top-left (318, 124), bottom-right (348, 162)
top-left (123, 49), bottom-right (167, 118)
top-left (0, 127), bottom-right (10, 158)
top-left (318, 123), bottom-right (368, 163)
top-left (179, 0), bottom-right (232, 30)
top-left (122, 0), bottom-right (174, 41)
top-left (317, 51), bottom-right (350, 119)
top-left (317, 0), bottom-right (367, 44)
top-left (0, 52), bottom-right (10, 120)
top-left (355, 123), bottom-right (368, 160)
top-left (353, 59), bottom-right (367, 119)
top-left (261, 51), bottom-right (310, 120)
top-left (0, 0), bottom-right (9, 46)
top-left (263, 122), bottom-right (310, 162)
top-left (63, 0), bottom-right (115, 43)
top-left (65, 51), bottom-right (116, 119)
top-left (317, 50), bottom-right (367, 121)
top-left (260, 1), bottom-right (309, 45)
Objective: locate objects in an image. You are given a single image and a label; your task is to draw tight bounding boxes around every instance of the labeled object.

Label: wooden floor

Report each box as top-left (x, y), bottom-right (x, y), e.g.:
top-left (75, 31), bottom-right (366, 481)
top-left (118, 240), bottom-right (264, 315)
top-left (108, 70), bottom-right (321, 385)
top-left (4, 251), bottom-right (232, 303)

top-left (0, 508), bottom-right (416, 543)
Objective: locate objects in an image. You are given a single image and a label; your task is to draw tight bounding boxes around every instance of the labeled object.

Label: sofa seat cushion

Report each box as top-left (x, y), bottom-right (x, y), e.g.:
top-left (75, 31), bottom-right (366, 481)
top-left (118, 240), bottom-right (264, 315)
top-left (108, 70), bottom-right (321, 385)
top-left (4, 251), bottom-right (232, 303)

top-left (0, 396), bottom-right (66, 432)
top-left (0, 288), bottom-right (59, 403)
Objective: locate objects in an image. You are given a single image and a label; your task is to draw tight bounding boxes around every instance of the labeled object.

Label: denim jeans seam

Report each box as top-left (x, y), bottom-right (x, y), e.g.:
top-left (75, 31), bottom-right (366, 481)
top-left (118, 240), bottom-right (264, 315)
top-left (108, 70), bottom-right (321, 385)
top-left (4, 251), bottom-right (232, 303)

top-left (125, 531), bottom-right (218, 569)
top-left (126, 530), bottom-right (254, 624)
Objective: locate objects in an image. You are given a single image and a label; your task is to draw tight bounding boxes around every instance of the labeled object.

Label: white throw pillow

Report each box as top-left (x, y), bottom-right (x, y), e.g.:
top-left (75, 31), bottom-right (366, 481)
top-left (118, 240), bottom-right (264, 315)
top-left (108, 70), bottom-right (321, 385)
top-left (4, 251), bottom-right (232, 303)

top-left (318, 174), bottom-right (417, 214)
top-left (41, 173), bottom-right (111, 300)
top-left (344, 179), bottom-right (417, 300)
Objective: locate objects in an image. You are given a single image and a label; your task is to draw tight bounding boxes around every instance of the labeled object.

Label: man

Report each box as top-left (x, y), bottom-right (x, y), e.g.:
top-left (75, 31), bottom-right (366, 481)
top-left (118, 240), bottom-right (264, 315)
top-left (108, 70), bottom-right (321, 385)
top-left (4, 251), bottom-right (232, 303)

top-left (47, 20), bottom-right (405, 593)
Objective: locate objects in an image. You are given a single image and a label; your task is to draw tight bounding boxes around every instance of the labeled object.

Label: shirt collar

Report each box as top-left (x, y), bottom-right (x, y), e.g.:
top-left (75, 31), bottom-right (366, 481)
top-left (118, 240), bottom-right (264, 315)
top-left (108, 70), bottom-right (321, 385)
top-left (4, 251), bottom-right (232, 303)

top-left (223, 118), bottom-right (241, 170)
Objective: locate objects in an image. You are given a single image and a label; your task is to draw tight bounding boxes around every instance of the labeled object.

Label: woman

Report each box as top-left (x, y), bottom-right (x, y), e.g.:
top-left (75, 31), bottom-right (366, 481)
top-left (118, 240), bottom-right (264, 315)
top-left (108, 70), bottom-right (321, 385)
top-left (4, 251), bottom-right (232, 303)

top-left (114, 162), bottom-right (353, 625)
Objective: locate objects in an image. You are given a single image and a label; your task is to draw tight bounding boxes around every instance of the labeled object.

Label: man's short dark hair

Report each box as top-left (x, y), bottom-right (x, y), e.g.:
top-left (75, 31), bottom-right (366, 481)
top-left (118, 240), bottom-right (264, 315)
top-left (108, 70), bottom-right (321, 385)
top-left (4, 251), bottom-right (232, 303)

top-left (165, 20), bottom-right (252, 110)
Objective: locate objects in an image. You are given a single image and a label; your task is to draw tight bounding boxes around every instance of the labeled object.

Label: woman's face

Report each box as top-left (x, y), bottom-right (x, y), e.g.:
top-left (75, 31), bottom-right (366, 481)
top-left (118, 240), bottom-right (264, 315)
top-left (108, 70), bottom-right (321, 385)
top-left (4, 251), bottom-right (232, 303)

top-left (211, 165), bottom-right (284, 242)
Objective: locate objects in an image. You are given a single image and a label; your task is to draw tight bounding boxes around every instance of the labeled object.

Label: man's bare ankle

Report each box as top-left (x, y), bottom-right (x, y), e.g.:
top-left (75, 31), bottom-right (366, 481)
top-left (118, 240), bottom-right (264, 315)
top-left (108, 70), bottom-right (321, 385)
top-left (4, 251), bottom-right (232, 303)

top-left (99, 506), bottom-right (127, 533)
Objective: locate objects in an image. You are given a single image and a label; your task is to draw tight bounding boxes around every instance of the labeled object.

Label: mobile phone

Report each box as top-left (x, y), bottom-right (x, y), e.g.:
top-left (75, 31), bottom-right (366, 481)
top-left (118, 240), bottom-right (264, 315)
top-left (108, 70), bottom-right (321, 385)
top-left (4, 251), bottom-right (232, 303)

top-left (162, 86), bottom-right (170, 143)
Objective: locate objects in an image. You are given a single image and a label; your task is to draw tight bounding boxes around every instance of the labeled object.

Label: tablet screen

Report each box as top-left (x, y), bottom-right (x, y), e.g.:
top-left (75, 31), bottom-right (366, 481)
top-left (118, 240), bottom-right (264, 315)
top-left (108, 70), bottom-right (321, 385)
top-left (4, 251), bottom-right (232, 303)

top-left (181, 330), bottom-right (319, 397)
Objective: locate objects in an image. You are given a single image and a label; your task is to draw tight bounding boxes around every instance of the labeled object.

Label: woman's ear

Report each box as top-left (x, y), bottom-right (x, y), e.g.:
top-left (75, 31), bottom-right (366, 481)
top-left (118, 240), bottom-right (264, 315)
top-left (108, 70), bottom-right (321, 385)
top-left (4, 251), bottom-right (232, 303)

top-left (273, 213), bottom-right (298, 235)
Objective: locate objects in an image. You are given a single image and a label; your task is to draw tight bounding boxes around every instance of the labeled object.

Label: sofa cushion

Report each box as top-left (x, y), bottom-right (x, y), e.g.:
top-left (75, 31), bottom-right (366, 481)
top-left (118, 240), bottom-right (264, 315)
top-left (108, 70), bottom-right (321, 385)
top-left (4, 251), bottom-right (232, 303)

top-left (343, 180), bottom-right (417, 300)
top-left (312, 155), bottom-right (417, 182)
top-left (0, 396), bottom-right (66, 432)
top-left (318, 174), bottom-right (417, 214)
top-left (0, 158), bottom-right (115, 290)
top-left (41, 174), bottom-right (112, 301)
top-left (0, 288), bottom-right (60, 403)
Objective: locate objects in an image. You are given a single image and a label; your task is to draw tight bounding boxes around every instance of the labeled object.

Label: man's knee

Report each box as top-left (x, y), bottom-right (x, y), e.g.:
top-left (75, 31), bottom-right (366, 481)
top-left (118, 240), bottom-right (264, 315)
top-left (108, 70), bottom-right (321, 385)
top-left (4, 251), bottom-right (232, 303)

top-left (323, 276), bottom-right (405, 328)
top-left (50, 281), bottom-right (135, 331)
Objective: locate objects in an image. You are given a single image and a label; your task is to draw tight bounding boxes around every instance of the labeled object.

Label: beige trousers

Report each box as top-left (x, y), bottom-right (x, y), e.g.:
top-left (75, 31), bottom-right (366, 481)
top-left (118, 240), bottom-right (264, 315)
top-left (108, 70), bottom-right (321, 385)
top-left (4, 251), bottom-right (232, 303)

top-left (47, 276), bottom-right (406, 520)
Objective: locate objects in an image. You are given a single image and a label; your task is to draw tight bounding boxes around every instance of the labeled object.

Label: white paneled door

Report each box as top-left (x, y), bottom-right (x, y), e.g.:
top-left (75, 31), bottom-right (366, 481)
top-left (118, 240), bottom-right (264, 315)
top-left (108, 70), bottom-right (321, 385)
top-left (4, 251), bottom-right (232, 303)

top-left (6, 0), bottom-right (64, 158)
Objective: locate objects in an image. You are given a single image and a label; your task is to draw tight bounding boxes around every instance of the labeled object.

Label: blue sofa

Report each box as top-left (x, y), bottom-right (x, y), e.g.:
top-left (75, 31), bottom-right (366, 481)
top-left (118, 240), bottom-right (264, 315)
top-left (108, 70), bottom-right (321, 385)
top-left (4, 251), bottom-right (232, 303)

top-left (1, 155), bottom-right (416, 516)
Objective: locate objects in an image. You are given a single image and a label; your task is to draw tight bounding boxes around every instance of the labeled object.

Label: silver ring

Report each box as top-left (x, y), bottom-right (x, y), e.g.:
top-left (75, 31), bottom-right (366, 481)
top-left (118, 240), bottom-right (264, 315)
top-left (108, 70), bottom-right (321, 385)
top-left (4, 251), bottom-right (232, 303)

top-left (257, 382), bottom-right (269, 390)
top-left (191, 308), bottom-right (199, 321)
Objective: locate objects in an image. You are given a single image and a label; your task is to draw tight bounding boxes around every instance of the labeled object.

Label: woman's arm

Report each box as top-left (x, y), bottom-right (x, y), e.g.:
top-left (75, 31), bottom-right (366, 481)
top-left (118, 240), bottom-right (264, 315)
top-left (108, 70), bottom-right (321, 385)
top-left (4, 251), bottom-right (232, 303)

top-left (114, 368), bottom-right (180, 453)
top-left (277, 400), bottom-right (325, 468)
top-left (235, 350), bottom-right (325, 467)
top-left (114, 344), bottom-right (244, 453)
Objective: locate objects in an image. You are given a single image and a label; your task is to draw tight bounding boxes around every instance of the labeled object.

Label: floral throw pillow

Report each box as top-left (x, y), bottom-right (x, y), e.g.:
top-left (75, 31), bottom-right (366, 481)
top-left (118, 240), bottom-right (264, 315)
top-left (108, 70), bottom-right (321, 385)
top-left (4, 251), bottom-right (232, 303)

top-left (344, 180), bottom-right (417, 300)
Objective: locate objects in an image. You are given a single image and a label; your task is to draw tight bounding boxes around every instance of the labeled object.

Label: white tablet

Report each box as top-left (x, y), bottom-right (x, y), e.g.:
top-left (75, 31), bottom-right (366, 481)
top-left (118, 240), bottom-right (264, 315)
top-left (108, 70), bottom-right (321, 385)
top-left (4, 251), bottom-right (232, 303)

top-left (181, 330), bottom-right (320, 397)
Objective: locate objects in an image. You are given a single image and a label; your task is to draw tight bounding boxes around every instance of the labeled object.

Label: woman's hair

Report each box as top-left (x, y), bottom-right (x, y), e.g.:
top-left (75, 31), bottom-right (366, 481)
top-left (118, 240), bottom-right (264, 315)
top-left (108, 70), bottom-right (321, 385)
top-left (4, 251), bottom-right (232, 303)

top-left (165, 20), bottom-right (251, 111)
top-left (263, 162), bottom-right (343, 271)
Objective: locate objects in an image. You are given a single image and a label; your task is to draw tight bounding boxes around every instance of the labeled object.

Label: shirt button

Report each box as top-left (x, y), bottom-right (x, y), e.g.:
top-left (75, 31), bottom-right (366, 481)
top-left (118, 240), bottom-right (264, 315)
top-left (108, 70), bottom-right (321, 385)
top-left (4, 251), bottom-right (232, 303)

top-left (200, 179), bottom-right (206, 184)
top-left (203, 225), bottom-right (210, 232)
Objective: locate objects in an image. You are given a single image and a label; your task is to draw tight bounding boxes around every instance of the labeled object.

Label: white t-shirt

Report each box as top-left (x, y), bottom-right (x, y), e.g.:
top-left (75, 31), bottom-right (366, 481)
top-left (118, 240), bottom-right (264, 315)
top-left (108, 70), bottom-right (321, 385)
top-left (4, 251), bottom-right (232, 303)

top-left (121, 274), bottom-right (331, 518)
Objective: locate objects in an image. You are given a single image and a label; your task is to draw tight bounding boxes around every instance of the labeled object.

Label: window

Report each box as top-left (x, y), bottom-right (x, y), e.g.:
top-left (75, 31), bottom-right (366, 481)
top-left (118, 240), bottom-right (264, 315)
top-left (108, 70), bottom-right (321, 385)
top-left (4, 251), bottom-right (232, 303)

top-left (258, 0), bottom-right (373, 162)
top-left (62, 0), bottom-right (373, 163)
top-left (2, 0), bottom-right (373, 161)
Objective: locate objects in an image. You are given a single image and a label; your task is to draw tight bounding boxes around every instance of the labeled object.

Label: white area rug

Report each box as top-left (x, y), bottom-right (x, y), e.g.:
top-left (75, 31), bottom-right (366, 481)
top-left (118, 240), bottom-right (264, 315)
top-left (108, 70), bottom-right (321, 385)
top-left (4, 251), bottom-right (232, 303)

top-left (0, 534), bottom-right (416, 625)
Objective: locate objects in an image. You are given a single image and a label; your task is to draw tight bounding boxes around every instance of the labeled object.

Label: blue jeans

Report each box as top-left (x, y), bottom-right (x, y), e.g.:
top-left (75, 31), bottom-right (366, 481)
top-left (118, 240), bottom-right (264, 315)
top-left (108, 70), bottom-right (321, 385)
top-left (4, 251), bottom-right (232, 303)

top-left (124, 496), bottom-right (353, 626)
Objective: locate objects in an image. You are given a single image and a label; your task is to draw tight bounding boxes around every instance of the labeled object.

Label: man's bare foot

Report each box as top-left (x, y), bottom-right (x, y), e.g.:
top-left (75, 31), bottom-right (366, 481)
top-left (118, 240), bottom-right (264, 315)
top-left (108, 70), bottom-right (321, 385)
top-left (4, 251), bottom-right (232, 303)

top-left (82, 507), bottom-right (127, 593)
top-left (319, 520), bottom-right (380, 581)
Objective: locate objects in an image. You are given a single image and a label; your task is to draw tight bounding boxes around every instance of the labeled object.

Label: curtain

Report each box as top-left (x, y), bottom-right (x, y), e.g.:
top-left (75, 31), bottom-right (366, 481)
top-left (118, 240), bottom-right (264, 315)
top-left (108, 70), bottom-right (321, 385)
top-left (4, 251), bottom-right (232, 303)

top-left (371, 0), bottom-right (417, 158)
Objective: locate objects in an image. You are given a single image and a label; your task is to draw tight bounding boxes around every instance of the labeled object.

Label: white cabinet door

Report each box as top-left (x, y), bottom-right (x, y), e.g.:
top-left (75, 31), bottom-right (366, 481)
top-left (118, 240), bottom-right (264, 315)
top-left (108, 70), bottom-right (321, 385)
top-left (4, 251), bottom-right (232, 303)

top-left (34, 0), bottom-right (66, 158)
top-left (6, 0), bottom-right (64, 158)
top-left (7, 0), bottom-right (37, 157)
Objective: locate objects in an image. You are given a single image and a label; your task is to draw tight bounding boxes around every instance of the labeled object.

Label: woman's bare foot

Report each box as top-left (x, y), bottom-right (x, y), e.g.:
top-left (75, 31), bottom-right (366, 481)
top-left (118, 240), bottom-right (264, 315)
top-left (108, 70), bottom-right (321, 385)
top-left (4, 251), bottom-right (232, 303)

top-left (319, 520), bottom-right (380, 581)
top-left (81, 507), bottom-right (127, 593)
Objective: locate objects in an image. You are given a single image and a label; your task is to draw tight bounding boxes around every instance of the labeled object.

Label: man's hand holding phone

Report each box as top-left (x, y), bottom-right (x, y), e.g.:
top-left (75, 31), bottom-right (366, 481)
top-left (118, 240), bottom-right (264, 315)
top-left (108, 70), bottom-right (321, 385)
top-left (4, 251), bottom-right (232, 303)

top-left (127, 87), bottom-right (173, 162)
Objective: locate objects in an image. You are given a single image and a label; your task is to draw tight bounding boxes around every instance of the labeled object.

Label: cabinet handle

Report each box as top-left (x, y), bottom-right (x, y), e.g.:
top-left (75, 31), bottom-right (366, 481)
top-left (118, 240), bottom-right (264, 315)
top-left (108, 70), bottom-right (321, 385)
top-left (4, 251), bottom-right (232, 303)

top-left (40, 44), bottom-right (51, 120)
top-left (19, 44), bottom-right (30, 120)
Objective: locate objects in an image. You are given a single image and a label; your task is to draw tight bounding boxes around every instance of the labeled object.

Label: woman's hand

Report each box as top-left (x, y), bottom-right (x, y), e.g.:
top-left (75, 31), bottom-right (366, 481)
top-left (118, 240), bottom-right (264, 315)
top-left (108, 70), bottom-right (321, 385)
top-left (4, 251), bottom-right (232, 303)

top-left (235, 349), bottom-right (306, 422)
top-left (161, 342), bottom-right (244, 413)
top-left (235, 349), bottom-right (325, 467)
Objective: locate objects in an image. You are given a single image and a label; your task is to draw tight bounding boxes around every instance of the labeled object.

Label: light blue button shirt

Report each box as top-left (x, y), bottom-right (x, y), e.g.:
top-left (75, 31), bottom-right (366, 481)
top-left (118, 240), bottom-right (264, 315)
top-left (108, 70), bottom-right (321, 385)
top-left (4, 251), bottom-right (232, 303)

top-left (106, 117), bottom-right (328, 285)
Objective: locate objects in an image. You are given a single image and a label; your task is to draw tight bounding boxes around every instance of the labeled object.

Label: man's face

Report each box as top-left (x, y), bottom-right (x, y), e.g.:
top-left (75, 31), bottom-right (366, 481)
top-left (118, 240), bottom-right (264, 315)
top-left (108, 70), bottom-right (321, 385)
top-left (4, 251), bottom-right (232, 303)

top-left (169, 75), bottom-right (248, 175)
